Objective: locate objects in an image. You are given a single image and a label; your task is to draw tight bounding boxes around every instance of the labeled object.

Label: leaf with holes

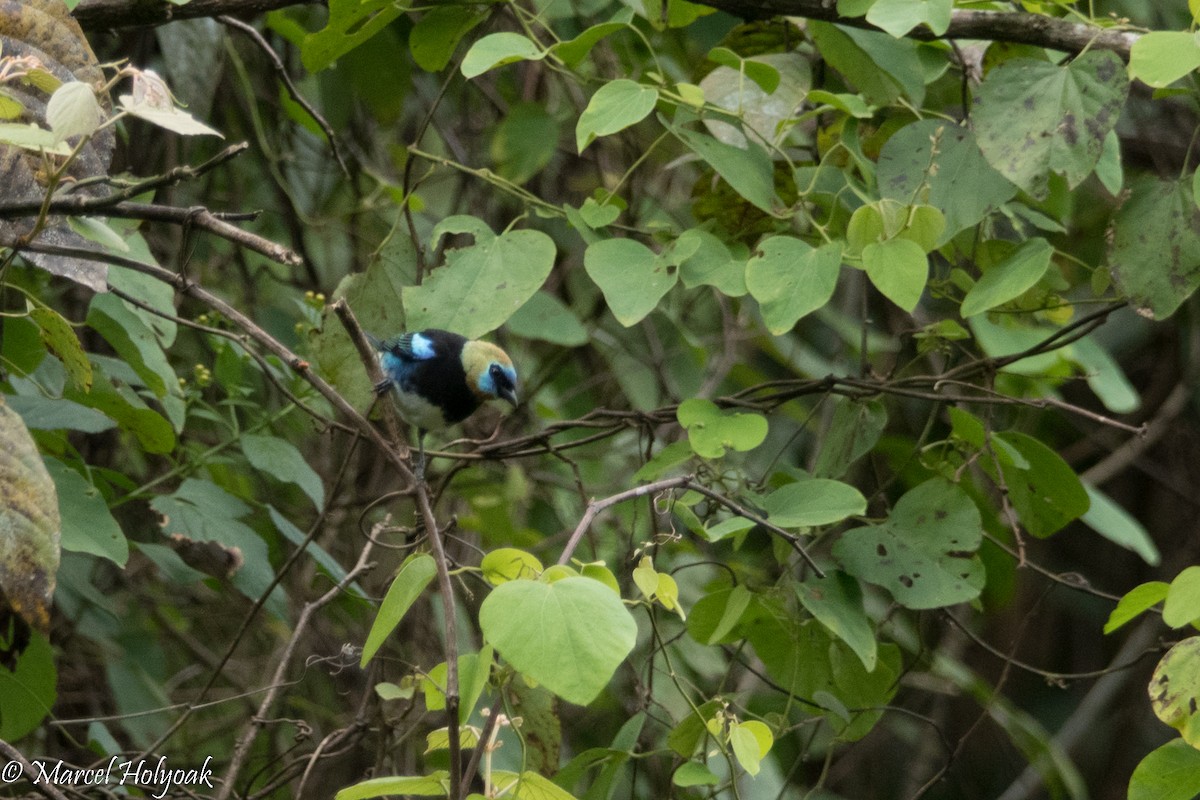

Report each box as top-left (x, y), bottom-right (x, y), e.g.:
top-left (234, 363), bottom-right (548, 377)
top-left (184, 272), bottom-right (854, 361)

top-left (832, 478), bottom-right (984, 609)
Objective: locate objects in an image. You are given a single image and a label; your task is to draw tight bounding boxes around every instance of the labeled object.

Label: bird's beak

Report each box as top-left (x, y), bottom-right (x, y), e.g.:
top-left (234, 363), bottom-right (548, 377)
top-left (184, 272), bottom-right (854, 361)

top-left (499, 386), bottom-right (518, 407)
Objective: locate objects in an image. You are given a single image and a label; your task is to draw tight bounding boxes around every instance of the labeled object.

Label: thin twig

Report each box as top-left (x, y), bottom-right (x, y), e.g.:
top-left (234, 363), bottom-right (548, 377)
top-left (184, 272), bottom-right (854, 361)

top-left (217, 16), bottom-right (351, 179)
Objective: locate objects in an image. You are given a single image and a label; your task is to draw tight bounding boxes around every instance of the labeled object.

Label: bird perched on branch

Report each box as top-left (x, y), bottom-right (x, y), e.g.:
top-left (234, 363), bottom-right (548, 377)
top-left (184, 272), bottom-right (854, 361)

top-left (367, 329), bottom-right (518, 480)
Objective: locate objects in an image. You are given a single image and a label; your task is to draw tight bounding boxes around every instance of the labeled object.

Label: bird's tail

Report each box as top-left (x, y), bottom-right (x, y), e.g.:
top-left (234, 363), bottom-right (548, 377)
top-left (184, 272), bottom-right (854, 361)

top-left (364, 331), bottom-right (385, 351)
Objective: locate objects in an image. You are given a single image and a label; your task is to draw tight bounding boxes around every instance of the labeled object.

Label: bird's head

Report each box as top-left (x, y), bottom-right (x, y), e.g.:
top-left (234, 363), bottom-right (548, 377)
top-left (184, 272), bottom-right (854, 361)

top-left (462, 340), bottom-right (518, 408)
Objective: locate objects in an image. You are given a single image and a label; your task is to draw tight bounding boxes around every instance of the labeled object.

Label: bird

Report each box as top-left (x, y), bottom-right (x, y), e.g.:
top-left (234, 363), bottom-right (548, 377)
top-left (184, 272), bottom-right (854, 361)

top-left (366, 328), bottom-right (518, 480)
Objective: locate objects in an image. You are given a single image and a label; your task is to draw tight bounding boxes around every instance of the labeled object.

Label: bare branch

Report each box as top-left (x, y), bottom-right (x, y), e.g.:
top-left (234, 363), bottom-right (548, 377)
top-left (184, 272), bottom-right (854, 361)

top-left (688, 0), bottom-right (1139, 60)
top-left (74, 0), bottom-right (321, 31)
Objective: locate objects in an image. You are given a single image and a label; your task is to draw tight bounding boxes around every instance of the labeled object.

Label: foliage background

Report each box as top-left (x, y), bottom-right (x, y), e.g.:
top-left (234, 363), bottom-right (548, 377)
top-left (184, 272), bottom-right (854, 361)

top-left (2, 0), bottom-right (1200, 798)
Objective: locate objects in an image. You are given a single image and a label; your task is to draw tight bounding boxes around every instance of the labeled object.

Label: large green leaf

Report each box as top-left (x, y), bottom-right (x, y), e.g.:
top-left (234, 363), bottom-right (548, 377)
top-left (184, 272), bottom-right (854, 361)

top-left (960, 238), bottom-right (1054, 317)
top-left (796, 571), bottom-right (877, 670)
top-left (878, 120), bottom-right (1016, 243)
top-left (242, 433), bottom-right (325, 510)
top-left (974, 50), bottom-right (1128, 198)
top-left (360, 554), bottom-right (436, 666)
top-left (1128, 740), bottom-right (1200, 800)
top-left (0, 632), bottom-right (55, 740)
top-left (677, 398), bottom-right (767, 458)
top-left (576, 79), bottom-right (658, 152)
top-left (761, 479), bottom-right (866, 528)
top-left (403, 216), bottom-right (556, 338)
top-left (1109, 176), bottom-right (1200, 319)
top-left (833, 478), bottom-right (984, 609)
top-left (479, 576), bottom-right (636, 705)
top-left (862, 237), bottom-right (927, 311)
top-left (462, 32), bottom-right (544, 79)
top-left (812, 398), bottom-right (887, 479)
top-left (745, 237), bottom-right (842, 334)
top-left (808, 22), bottom-right (925, 106)
top-left (302, 0), bottom-right (408, 72)
top-left (993, 432), bottom-right (1089, 538)
top-left (335, 773), bottom-right (449, 800)
top-left (410, 5), bottom-right (485, 73)
top-left (865, 0), bottom-right (952, 37)
top-left (46, 458), bottom-right (126, 566)
top-left (583, 238), bottom-right (677, 327)
top-left (1129, 31), bottom-right (1200, 88)
top-left (671, 125), bottom-right (779, 215)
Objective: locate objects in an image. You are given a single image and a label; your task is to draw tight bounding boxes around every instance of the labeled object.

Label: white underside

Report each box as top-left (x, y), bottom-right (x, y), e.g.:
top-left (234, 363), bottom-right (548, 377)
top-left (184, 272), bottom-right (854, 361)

top-left (390, 389), bottom-right (447, 431)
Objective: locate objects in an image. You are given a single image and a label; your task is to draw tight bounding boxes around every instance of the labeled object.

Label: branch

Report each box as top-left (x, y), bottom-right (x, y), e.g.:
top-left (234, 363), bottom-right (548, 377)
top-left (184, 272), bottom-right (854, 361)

top-left (74, 0), bottom-right (320, 30)
top-left (689, 0), bottom-right (1139, 60)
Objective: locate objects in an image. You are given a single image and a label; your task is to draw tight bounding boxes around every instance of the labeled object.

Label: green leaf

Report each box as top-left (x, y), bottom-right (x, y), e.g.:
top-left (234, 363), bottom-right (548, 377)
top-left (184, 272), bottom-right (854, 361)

top-left (268, 506), bottom-right (364, 598)
top-left (29, 306), bottom-right (90, 392)
top-left (707, 46), bottom-right (781, 94)
top-left (1129, 31), bottom-right (1200, 88)
top-left (482, 548), bottom-right (543, 585)
top-left (960, 238), bottom-right (1054, 317)
top-left (1128, 740), bottom-right (1200, 800)
top-left (1072, 335), bottom-right (1140, 414)
top-left (70, 362), bottom-right (175, 454)
top-left (422, 647), bottom-right (493, 722)
top-left (677, 398), bottom-right (768, 458)
top-left (491, 103), bottom-right (560, 184)
top-left (879, 121), bottom-right (1015, 242)
top-left (583, 238), bottom-right (678, 327)
top-left (479, 577), bottom-right (637, 705)
top-left (994, 432), bottom-right (1089, 538)
top-left (729, 720), bottom-right (772, 776)
top-left (809, 22), bottom-right (926, 107)
top-left (1082, 484), bottom-right (1159, 566)
top-left (575, 79), bottom-right (658, 152)
top-left (360, 554), bottom-right (437, 666)
top-left (301, 0), bottom-right (408, 72)
top-left (812, 398), bottom-right (887, 479)
top-left (833, 478), bottom-right (984, 609)
top-left (508, 292), bottom-right (588, 346)
top-left (242, 434), bottom-right (324, 510)
top-left (1165, 567), bottom-right (1200, 630)
top-left (1104, 581), bottom-right (1168, 634)
top-left (687, 585), bottom-right (753, 645)
top-left (673, 762), bottom-right (719, 787)
top-left (745, 238), bottom-right (842, 334)
top-left (552, 14), bottom-right (633, 68)
top-left (677, 228), bottom-right (747, 297)
top-left (335, 773), bottom-right (449, 800)
top-left (403, 218), bottom-right (556, 338)
top-left (671, 125), bottom-right (779, 215)
top-left (762, 479), bottom-right (867, 528)
top-left (668, 700), bottom-right (722, 757)
top-left (1109, 176), bottom-right (1200, 319)
top-left (463, 32), bottom-right (543, 79)
top-left (797, 571), bottom-right (876, 670)
top-left (1150, 637), bottom-right (1200, 747)
top-left (410, 5), bottom-right (485, 72)
top-left (974, 51), bottom-right (1128, 198)
top-left (6, 395), bottom-right (114, 434)
top-left (46, 459), bottom-right (127, 567)
top-left (0, 401), bottom-right (60, 636)
top-left (87, 293), bottom-right (174, 398)
top-left (0, 633), bottom-right (56, 740)
top-left (491, 770), bottom-right (578, 800)
top-left (865, 0), bottom-right (951, 37)
top-left (313, 232), bottom-right (415, 411)
top-left (862, 237), bottom-right (927, 312)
